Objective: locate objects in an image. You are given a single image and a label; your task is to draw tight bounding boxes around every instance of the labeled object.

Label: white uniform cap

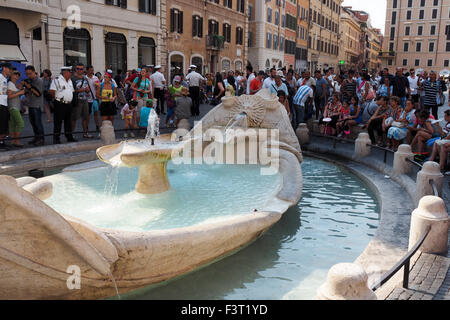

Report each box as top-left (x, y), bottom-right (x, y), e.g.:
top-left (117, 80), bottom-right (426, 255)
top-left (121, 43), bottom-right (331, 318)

top-left (61, 66), bottom-right (72, 71)
top-left (154, 65), bottom-right (162, 69)
top-left (190, 65), bottom-right (197, 69)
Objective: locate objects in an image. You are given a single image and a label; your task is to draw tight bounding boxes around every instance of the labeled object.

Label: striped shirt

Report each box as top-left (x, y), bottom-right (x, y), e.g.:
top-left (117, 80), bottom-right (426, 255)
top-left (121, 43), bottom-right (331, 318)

top-left (422, 80), bottom-right (440, 106)
top-left (342, 80), bottom-right (357, 102)
top-left (293, 85), bottom-right (314, 106)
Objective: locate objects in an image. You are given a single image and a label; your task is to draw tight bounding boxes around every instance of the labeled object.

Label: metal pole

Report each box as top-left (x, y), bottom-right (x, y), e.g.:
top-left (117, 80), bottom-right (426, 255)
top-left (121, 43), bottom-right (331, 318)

top-left (403, 259), bottom-right (410, 289)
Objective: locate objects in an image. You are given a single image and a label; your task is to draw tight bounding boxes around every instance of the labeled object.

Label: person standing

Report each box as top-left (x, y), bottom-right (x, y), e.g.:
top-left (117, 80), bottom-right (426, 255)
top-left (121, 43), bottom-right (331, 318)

top-left (185, 65), bottom-right (205, 116)
top-left (246, 65), bottom-right (255, 95)
top-left (71, 63), bottom-right (92, 139)
top-left (391, 67), bottom-right (410, 109)
top-left (7, 70), bottom-right (25, 147)
top-left (86, 66), bottom-right (101, 134)
top-left (342, 70), bottom-right (357, 104)
top-left (42, 69), bottom-right (53, 123)
top-left (314, 70), bottom-right (328, 120)
top-left (50, 67), bottom-right (77, 144)
top-left (421, 71), bottom-right (442, 119)
top-left (24, 65), bottom-right (45, 146)
top-left (292, 84), bottom-right (314, 128)
top-left (407, 69), bottom-right (419, 108)
top-left (97, 71), bottom-right (117, 125)
top-left (262, 68), bottom-right (276, 89)
top-left (151, 65), bottom-right (166, 114)
top-left (0, 62), bottom-right (12, 149)
top-left (249, 71), bottom-right (264, 95)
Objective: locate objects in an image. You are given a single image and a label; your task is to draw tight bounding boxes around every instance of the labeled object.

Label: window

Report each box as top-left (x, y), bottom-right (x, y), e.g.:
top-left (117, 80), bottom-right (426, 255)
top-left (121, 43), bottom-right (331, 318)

top-left (427, 59), bottom-right (432, 66)
top-left (433, 0), bottom-right (438, 5)
top-left (105, 0), bottom-right (127, 9)
top-left (191, 56), bottom-right (203, 74)
top-left (105, 32), bottom-right (126, 74)
top-left (235, 61), bottom-right (242, 72)
top-left (0, 19), bottom-right (19, 46)
top-left (64, 28), bottom-right (91, 67)
top-left (208, 20), bottom-right (219, 35)
top-left (192, 15), bottom-right (203, 38)
top-left (403, 59), bottom-right (408, 66)
top-left (389, 42), bottom-right (394, 51)
top-left (392, 11), bottom-right (397, 24)
top-left (237, 0), bottom-right (245, 13)
top-left (267, 8), bottom-right (272, 23)
top-left (404, 42), bottom-right (409, 52)
top-left (419, 10), bottom-right (424, 19)
top-left (418, 25), bottom-right (423, 35)
top-left (390, 27), bottom-right (396, 40)
top-left (420, 0), bottom-right (425, 6)
top-left (415, 59), bottom-right (420, 66)
top-left (416, 42), bottom-right (422, 52)
top-left (388, 59), bottom-right (393, 66)
top-left (273, 34), bottom-right (278, 50)
top-left (275, 11), bottom-right (280, 26)
top-left (235, 27), bottom-right (243, 45)
top-left (224, 0), bottom-right (232, 9)
top-left (393, 0), bottom-right (397, 8)
top-left (405, 26), bottom-right (410, 36)
top-left (279, 36), bottom-right (284, 51)
top-left (248, 31), bottom-right (253, 47)
top-left (406, 11), bottom-right (411, 20)
top-left (444, 60), bottom-right (449, 67)
top-left (266, 32), bottom-right (272, 48)
top-left (432, 9), bottom-right (438, 19)
top-left (138, 0), bottom-right (157, 15)
top-left (248, 5), bottom-right (253, 20)
top-left (446, 42), bottom-right (450, 52)
top-left (429, 42), bottom-right (434, 52)
top-left (223, 23), bottom-right (231, 43)
top-left (222, 59), bottom-right (230, 71)
top-left (431, 25), bottom-right (436, 35)
top-left (408, 0), bottom-right (413, 7)
top-left (170, 8), bottom-right (183, 34)
top-left (138, 37), bottom-right (155, 68)
top-left (33, 27), bottom-right (42, 41)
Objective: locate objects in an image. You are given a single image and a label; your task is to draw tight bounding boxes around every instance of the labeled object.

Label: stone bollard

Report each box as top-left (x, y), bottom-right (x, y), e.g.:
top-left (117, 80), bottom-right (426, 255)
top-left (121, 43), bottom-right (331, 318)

top-left (415, 161), bottom-right (443, 203)
top-left (100, 120), bottom-right (116, 145)
top-left (409, 196), bottom-right (449, 254)
top-left (296, 123), bottom-right (309, 146)
top-left (316, 263), bottom-right (377, 300)
top-left (354, 133), bottom-right (371, 159)
top-left (393, 144), bottom-right (414, 175)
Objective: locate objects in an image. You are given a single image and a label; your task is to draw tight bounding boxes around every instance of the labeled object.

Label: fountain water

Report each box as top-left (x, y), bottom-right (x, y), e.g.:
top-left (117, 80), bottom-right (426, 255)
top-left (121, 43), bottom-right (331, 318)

top-left (145, 108), bottom-right (160, 145)
top-left (225, 112), bottom-right (248, 131)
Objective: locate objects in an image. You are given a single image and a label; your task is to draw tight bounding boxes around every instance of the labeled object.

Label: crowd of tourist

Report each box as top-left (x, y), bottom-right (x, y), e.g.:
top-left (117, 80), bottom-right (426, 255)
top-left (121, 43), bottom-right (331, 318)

top-left (0, 61), bottom-right (449, 172)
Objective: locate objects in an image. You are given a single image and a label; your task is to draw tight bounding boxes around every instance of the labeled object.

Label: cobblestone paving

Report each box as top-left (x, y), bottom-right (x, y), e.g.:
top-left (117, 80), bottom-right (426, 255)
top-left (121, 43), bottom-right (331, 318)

top-left (386, 239), bottom-right (450, 300)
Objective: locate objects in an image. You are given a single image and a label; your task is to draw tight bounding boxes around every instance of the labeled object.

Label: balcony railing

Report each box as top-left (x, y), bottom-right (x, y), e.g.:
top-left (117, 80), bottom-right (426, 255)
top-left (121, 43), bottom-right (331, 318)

top-left (206, 34), bottom-right (224, 51)
top-left (379, 51), bottom-right (396, 58)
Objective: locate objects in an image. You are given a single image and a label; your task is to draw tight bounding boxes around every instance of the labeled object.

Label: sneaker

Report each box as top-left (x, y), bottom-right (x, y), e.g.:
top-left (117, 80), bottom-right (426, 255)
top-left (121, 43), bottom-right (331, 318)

top-left (130, 132), bottom-right (135, 138)
top-left (123, 133), bottom-right (128, 139)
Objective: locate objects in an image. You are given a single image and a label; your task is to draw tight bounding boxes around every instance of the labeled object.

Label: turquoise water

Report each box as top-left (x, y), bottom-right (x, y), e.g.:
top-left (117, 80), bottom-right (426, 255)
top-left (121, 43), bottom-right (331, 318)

top-left (122, 157), bottom-right (380, 300)
top-left (44, 163), bottom-right (282, 232)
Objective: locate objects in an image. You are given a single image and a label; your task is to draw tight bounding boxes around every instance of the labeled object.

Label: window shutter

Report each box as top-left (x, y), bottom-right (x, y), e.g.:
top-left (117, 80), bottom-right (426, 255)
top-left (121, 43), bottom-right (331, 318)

top-left (199, 17), bottom-right (203, 38)
top-left (170, 9), bottom-right (175, 32)
top-left (227, 25), bottom-right (231, 43)
top-left (120, 0), bottom-right (127, 9)
top-left (193, 16), bottom-right (197, 37)
top-left (236, 27), bottom-right (239, 44)
top-left (138, 0), bottom-right (145, 12)
top-left (151, 0), bottom-right (157, 15)
top-left (178, 11), bottom-right (183, 34)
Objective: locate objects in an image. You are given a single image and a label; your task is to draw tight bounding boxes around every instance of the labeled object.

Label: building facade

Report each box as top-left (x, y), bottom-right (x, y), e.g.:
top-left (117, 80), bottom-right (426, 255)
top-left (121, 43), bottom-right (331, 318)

top-left (307, 0), bottom-right (342, 72)
top-left (338, 7), bottom-right (362, 71)
top-left (295, 0), bottom-right (309, 72)
top-left (165, 0), bottom-right (248, 80)
top-left (382, 0), bottom-right (450, 73)
top-left (0, 0), bottom-right (163, 76)
top-left (284, 0), bottom-right (297, 69)
top-left (248, 0), bottom-right (286, 72)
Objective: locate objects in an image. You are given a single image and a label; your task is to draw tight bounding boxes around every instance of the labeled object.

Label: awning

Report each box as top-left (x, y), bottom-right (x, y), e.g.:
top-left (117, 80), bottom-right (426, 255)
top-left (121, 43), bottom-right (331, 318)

top-left (0, 44), bottom-right (27, 62)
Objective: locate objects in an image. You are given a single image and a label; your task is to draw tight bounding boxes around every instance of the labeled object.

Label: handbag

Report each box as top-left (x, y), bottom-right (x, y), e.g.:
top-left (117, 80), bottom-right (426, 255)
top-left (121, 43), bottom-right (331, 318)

top-left (437, 92), bottom-right (444, 106)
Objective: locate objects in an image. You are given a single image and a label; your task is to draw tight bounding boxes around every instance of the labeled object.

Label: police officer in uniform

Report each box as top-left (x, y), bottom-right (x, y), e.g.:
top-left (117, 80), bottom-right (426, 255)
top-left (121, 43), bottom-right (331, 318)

top-left (50, 66), bottom-right (77, 144)
top-left (185, 65), bottom-right (205, 116)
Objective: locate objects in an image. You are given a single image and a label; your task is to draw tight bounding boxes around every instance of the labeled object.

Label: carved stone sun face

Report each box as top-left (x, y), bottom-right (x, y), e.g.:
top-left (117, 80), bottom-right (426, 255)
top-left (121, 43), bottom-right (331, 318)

top-left (222, 89), bottom-right (280, 128)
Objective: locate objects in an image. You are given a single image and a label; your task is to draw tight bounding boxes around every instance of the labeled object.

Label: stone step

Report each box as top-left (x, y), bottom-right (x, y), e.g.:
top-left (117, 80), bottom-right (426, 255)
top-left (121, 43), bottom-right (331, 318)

top-left (0, 149), bottom-right (99, 177)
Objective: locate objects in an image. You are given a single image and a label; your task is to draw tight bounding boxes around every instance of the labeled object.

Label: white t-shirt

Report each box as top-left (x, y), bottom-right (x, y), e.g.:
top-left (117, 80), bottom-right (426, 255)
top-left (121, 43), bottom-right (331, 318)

top-left (262, 77), bottom-right (275, 89)
top-left (235, 75), bottom-right (243, 94)
top-left (150, 71), bottom-right (166, 89)
top-left (185, 71), bottom-right (205, 87)
top-left (50, 75), bottom-right (74, 103)
top-left (246, 73), bottom-right (255, 95)
top-left (0, 73), bottom-right (8, 106)
top-left (86, 74), bottom-right (99, 102)
top-left (408, 76), bottom-right (419, 95)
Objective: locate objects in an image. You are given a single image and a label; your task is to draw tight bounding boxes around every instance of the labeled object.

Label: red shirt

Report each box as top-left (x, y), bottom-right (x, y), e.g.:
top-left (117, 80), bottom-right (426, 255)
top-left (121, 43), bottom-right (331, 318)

top-left (250, 78), bottom-right (262, 94)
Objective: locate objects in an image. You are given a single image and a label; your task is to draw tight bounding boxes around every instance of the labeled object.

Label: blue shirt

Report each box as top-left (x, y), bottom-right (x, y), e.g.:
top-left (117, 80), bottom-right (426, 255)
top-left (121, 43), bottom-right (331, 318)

top-left (377, 84), bottom-right (393, 97)
top-left (315, 78), bottom-right (328, 97)
top-left (269, 82), bottom-right (289, 97)
top-left (293, 85), bottom-right (314, 106)
top-left (139, 107), bottom-right (151, 127)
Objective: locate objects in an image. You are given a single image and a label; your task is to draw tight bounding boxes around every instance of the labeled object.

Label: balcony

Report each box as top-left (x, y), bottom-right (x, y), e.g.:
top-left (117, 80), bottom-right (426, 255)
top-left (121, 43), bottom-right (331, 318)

top-left (379, 51), bottom-right (396, 58)
top-left (206, 34), bottom-right (225, 51)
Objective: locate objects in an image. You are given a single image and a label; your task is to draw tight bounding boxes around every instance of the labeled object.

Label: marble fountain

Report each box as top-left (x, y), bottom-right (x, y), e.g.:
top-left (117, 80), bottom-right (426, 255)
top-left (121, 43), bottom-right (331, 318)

top-left (0, 89), bottom-right (303, 299)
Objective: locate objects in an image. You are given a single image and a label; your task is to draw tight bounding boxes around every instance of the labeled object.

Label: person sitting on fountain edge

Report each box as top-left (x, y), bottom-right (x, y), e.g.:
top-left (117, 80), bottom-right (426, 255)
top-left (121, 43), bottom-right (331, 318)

top-left (139, 99), bottom-right (153, 137)
top-left (121, 99), bottom-right (138, 138)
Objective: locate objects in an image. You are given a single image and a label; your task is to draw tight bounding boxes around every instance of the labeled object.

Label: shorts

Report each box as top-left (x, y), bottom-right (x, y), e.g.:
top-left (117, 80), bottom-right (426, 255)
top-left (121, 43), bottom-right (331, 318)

top-left (71, 99), bottom-right (89, 121)
top-left (100, 101), bottom-right (117, 117)
top-left (9, 107), bottom-right (24, 133)
top-left (411, 94), bottom-right (419, 103)
top-left (206, 85), bottom-right (213, 93)
top-left (0, 105), bottom-right (9, 135)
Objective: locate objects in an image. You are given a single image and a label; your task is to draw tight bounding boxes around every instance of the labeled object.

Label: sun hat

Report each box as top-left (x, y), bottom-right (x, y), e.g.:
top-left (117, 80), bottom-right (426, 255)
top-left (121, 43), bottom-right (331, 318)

top-left (173, 75), bottom-right (181, 83)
